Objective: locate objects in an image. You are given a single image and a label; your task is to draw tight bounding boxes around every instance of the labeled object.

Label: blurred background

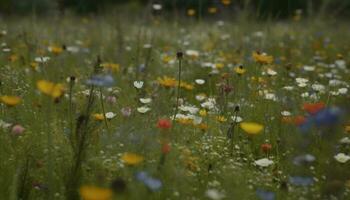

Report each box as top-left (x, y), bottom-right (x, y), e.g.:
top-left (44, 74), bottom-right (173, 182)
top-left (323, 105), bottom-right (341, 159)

top-left (0, 0), bottom-right (349, 18)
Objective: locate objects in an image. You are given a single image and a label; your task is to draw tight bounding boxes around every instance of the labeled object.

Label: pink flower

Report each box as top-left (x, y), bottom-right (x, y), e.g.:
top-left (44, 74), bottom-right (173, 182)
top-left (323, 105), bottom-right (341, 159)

top-left (11, 124), bottom-right (25, 135)
top-left (106, 96), bottom-right (117, 104)
top-left (121, 107), bottom-right (132, 117)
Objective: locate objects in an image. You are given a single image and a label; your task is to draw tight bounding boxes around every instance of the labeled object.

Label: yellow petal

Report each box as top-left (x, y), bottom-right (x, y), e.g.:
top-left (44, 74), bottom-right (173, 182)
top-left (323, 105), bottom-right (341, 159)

top-left (37, 80), bottom-right (64, 99)
top-left (79, 186), bottom-right (112, 200)
top-left (240, 122), bottom-right (264, 135)
top-left (121, 152), bottom-right (144, 165)
top-left (93, 113), bottom-right (105, 121)
top-left (0, 96), bottom-right (21, 106)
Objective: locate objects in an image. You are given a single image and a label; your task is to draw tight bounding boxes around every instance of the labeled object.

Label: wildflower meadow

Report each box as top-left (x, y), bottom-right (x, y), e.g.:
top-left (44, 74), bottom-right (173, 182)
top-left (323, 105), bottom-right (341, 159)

top-left (0, 1), bottom-right (350, 200)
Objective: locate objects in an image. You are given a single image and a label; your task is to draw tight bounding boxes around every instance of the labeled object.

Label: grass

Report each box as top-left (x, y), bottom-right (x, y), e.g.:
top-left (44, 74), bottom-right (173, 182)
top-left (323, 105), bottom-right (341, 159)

top-left (0, 12), bottom-right (349, 200)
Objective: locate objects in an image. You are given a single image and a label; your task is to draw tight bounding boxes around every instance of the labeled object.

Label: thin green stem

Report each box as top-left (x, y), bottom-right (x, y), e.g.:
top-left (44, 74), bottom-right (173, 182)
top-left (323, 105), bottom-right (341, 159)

top-left (172, 58), bottom-right (182, 121)
top-left (99, 87), bottom-right (109, 132)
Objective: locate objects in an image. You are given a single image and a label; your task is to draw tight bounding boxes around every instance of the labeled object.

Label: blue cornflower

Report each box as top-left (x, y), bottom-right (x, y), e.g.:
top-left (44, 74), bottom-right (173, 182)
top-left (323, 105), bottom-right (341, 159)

top-left (256, 189), bottom-right (275, 200)
top-left (293, 154), bottom-right (316, 166)
top-left (86, 74), bottom-right (115, 87)
top-left (314, 107), bottom-right (341, 126)
top-left (289, 176), bottom-right (314, 186)
top-left (135, 171), bottom-right (162, 191)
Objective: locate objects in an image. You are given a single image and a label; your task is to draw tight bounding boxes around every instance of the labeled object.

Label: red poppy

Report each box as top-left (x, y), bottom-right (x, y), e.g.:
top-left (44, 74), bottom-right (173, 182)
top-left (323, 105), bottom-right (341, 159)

top-left (261, 143), bottom-right (272, 153)
top-left (157, 118), bottom-right (172, 129)
top-left (303, 102), bottom-right (325, 115)
top-left (294, 115), bottom-right (306, 126)
top-left (161, 143), bottom-right (171, 154)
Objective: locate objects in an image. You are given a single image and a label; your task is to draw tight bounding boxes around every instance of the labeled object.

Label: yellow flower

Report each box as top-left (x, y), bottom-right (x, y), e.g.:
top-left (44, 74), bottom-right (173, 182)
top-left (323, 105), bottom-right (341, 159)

top-left (195, 123), bottom-right (209, 131)
top-left (8, 54), bottom-right (18, 62)
top-left (180, 81), bottom-right (194, 90)
top-left (30, 62), bottom-right (39, 70)
top-left (208, 7), bottom-right (218, 14)
top-left (187, 9), bottom-right (196, 16)
top-left (181, 149), bottom-right (200, 172)
top-left (345, 125), bottom-right (350, 133)
top-left (234, 66), bottom-right (246, 75)
top-left (252, 51), bottom-right (273, 65)
top-left (221, 0), bottom-right (231, 6)
top-left (48, 45), bottom-right (63, 55)
top-left (101, 63), bottom-right (120, 72)
top-left (240, 122), bottom-right (264, 135)
top-left (121, 152), bottom-right (144, 165)
top-left (157, 76), bottom-right (177, 88)
top-left (176, 118), bottom-right (193, 125)
top-left (162, 55), bottom-right (174, 64)
top-left (215, 63), bottom-right (225, 69)
top-left (79, 186), bottom-right (112, 200)
top-left (199, 109), bottom-right (207, 117)
top-left (0, 96), bottom-right (21, 106)
top-left (93, 113), bottom-right (105, 121)
top-left (36, 80), bottom-right (65, 99)
top-left (216, 116), bottom-right (227, 123)
top-left (346, 180), bottom-right (350, 189)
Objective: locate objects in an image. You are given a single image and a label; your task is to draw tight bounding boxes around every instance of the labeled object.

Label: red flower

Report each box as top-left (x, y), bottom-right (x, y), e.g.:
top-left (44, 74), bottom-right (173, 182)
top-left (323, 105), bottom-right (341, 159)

top-left (294, 115), bottom-right (306, 126)
top-left (161, 143), bottom-right (171, 154)
top-left (157, 118), bottom-right (172, 129)
top-left (303, 102), bottom-right (325, 115)
top-left (261, 143), bottom-right (272, 153)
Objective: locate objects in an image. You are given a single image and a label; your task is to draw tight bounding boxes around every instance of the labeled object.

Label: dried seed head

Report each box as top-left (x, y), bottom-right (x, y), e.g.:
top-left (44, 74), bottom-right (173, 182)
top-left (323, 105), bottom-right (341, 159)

top-left (176, 51), bottom-right (183, 59)
top-left (234, 105), bottom-right (240, 112)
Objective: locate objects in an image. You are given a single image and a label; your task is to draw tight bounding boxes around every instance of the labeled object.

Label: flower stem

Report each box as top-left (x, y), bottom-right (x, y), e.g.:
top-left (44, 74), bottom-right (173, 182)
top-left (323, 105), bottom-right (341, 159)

top-left (99, 87), bottom-right (109, 132)
top-left (172, 57), bottom-right (182, 121)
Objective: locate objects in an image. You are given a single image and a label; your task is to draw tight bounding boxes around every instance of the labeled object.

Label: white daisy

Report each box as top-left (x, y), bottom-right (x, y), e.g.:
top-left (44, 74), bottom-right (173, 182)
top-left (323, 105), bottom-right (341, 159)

top-left (139, 98), bottom-right (152, 104)
top-left (137, 106), bottom-right (151, 113)
top-left (133, 81), bottom-right (144, 89)
top-left (105, 112), bottom-right (116, 119)
top-left (205, 189), bottom-right (225, 200)
top-left (195, 79), bottom-right (205, 85)
top-left (334, 153), bottom-right (350, 163)
top-left (254, 158), bottom-right (273, 167)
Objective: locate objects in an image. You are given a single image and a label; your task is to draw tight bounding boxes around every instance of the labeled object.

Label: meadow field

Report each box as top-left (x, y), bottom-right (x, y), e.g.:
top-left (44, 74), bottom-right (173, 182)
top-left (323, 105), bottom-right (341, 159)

top-left (0, 8), bottom-right (350, 200)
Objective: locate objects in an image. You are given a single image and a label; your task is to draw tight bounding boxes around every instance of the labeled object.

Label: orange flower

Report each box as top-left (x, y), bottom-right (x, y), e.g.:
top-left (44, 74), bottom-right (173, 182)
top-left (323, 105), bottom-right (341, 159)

top-left (281, 116), bottom-right (294, 124)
